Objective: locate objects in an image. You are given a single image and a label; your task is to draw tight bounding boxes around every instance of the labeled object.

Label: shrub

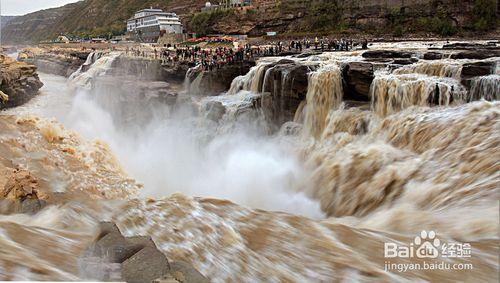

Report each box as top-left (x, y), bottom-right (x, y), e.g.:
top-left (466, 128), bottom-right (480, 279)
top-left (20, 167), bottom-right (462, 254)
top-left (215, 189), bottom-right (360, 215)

top-left (189, 9), bottom-right (233, 36)
top-left (471, 0), bottom-right (497, 31)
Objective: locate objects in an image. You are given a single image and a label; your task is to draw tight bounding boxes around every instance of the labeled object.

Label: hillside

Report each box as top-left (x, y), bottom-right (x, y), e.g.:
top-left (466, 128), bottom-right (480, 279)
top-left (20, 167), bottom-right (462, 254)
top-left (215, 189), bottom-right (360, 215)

top-left (1, 0), bottom-right (498, 44)
top-left (0, 16), bottom-right (18, 30)
top-left (1, 0), bottom-right (206, 44)
top-left (189, 0), bottom-right (499, 37)
top-left (1, 3), bottom-right (81, 44)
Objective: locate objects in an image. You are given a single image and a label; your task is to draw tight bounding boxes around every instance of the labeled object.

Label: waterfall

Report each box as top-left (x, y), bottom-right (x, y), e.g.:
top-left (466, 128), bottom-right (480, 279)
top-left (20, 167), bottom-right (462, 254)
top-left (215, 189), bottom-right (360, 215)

top-left (302, 64), bottom-right (343, 138)
top-left (184, 65), bottom-right (203, 94)
top-left (227, 62), bottom-right (271, 95)
top-left (69, 52), bottom-right (103, 79)
top-left (69, 52), bottom-right (121, 90)
top-left (370, 74), bottom-right (467, 116)
top-left (393, 60), bottom-right (463, 79)
top-left (469, 75), bottom-right (500, 101)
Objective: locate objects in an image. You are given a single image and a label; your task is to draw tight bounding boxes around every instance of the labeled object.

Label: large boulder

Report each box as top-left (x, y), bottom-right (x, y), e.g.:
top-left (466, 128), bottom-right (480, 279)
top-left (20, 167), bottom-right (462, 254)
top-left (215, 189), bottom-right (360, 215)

top-left (450, 50), bottom-right (500, 60)
top-left (362, 50), bottom-right (413, 59)
top-left (82, 222), bottom-right (209, 283)
top-left (93, 77), bottom-right (177, 128)
top-left (342, 62), bottom-right (374, 101)
top-left (261, 61), bottom-right (315, 127)
top-left (0, 54), bottom-right (43, 109)
top-left (110, 56), bottom-right (170, 81)
top-left (393, 58), bottom-right (419, 65)
top-left (186, 61), bottom-right (255, 96)
top-left (167, 261), bottom-right (209, 283)
top-left (423, 52), bottom-right (444, 60)
top-left (443, 42), bottom-right (497, 49)
top-left (122, 247), bottom-right (170, 283)
top-left (204, 101), bottom-right (227, 122)
top-left (162, 61), bottom-right (193, 83)
top-left (24, 53), bottom-right (86, 77)
top-left (461, 61), bottom-right (495, 79)
top-left (19, 48), bottom-right (91, 77)
top-left (460, 61), bottom-right (496, 89)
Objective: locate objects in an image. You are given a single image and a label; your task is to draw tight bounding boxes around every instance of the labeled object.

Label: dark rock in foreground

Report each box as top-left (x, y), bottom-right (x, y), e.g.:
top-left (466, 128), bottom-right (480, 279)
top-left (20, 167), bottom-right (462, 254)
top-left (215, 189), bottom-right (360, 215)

top-left (122, 247), bottom-right (170, 283)
top-left (81, 222), bottom-right (209, 283)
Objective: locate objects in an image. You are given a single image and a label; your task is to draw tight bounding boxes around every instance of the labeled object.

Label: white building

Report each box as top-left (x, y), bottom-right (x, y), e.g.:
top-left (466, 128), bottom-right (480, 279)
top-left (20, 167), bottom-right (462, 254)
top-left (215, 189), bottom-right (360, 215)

top-left (127, 8), bottom-right (183, 42)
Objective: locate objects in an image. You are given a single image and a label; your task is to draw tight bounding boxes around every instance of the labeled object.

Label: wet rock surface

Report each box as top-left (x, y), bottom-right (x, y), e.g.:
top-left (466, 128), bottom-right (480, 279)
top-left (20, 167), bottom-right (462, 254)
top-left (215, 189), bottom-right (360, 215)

top-left (187, 61), bottom-right (255, 96)
top-left (111, 56), bottom-right (171, 81)
top-left (81, 222), bottom-right (209, 283)
top-left (342, 62), bottom-right (374, 101)
top-left (93, 76), bottom-right (179, 128)
top-left (0, 54), bottom-right (43, 109)
top-left (461, 61), bottom-right (496, 79)
top-left (450, 50), bottom-right (500, 60)
top-left (204, 101), bottom-right (227, 122)
top-left (362, 50), bottom-right (413, 59)
top-left (443, 42), bottom-right (498, 49)
top-left (460, 61), bottom-right (497, 88)
top-left (392, 57), bottom-right (419, 65)
top-left (162, 61), bottom-right (193, 82)
top-left (26, 54), bottom-right (85, 77)
top-left (261, 60), bottom-right (315, 126)
top-left (19, 48), bottom-right (90, 77)
top-left (423, 52), bottom-right (444, 60)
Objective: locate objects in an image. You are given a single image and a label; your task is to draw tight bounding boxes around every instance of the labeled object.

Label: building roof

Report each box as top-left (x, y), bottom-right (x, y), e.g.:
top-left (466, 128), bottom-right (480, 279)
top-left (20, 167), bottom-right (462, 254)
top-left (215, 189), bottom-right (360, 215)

top-left (128, 9), bottom-right (179, 21)
top-left (137, 8), bottom-right (163, 12)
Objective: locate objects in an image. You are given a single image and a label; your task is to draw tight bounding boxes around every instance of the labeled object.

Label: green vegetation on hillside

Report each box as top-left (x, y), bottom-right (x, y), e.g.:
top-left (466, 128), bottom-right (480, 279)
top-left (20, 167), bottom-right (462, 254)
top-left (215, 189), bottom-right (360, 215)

top-left (1, 0), bottom-right (210, 43)
top-left (302, 2), bottom-right (344, 32)
top-left (471, 0), bottom-right (497, 31)
top-left (189, 9), bottom-right (234, 36)
top-left (385, 4), bottom-right (457, 37)
top-left (57, 0), bottom-right (175, 39)
top-left (1, 0), bottom-right (498, 43)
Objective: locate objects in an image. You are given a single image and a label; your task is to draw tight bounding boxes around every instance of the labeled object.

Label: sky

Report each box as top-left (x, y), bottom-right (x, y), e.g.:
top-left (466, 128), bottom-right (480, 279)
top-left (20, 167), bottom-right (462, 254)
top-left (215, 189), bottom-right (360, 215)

top-left (1, 0), bottom-right (80, 16)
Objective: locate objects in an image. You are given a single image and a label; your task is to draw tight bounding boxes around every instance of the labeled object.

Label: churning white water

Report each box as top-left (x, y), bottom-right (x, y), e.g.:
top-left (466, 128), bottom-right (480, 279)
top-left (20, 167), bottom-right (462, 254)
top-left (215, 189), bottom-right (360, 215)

top-left (17, 58), bottom-right (323, 219)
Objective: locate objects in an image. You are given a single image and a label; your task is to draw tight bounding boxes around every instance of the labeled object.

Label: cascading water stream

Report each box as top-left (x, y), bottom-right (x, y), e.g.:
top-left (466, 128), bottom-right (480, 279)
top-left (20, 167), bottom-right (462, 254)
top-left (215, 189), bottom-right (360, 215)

top-left (393, 60), bottom-right (464, 79)
top-left (2, 44), bottom-right (499, 282)
top-left (69, 52), bottom-right (121, 89)
top-left (369, 73), bottom-right (467, 116)
top-left (301, 64), bottom-right (343, 138)
top-left (227, 62), bottom-right (271, 95)
top-left (469, 75), bottom-right (500, 101)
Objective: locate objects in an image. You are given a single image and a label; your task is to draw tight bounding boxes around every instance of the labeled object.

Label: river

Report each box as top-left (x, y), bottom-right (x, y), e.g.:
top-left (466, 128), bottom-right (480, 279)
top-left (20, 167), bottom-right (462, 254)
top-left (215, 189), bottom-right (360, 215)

top-left (1, 42), bottom-right (499, 282)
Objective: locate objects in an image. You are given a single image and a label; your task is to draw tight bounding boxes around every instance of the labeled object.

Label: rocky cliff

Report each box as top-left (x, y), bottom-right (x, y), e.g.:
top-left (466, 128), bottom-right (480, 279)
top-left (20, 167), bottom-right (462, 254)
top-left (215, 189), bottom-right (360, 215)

top-left (0, 0), bottom-right (206, 44)
top-left (196, 0), bottom-right (498, 36)
top-left (0, 16), bottom-right (17, 30)
top-left (0, 54), bottom-right (43, 109)
top-left (1, 0), bottom-right (498, 44)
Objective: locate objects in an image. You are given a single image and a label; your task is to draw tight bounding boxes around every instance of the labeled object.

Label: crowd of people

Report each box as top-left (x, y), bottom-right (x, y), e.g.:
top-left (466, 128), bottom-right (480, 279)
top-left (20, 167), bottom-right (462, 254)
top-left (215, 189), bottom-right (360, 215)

top-left (124, 37), bottom-right (369, 72)
top-left (161, 45), bottom-right (254, 71)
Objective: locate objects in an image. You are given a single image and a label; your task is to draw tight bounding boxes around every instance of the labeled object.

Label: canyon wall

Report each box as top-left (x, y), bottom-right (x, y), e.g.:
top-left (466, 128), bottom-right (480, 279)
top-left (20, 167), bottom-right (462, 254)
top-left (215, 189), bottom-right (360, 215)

top-left (0, 54), bottom-right (43, 109)
top-left (2, 0), bottom-right (498, 44)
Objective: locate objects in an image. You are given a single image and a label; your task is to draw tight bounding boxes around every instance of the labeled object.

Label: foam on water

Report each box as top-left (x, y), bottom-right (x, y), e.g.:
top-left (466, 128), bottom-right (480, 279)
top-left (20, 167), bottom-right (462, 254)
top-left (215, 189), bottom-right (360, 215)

top-left (3, 43), bottom-right (499, 282)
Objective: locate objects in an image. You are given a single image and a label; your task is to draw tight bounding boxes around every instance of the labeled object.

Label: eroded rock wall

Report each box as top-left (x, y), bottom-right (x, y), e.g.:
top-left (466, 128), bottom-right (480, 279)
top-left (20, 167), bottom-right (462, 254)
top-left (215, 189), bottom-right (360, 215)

top-left (0, 54), bottom-right (43, 109)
